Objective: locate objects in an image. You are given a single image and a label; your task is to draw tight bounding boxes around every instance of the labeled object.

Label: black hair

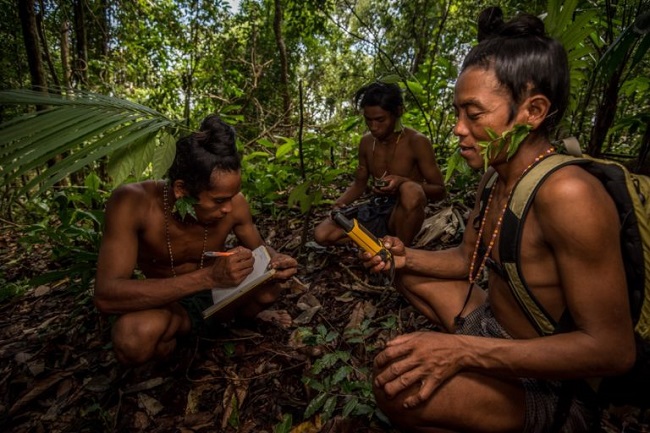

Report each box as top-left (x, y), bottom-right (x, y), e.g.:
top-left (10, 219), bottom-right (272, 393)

top-left (354, 82), bottom-right (404, 116)
top-left (167, 114), bottom-right (241, 197)
top-left (463, 7), bottom-right (570, 135)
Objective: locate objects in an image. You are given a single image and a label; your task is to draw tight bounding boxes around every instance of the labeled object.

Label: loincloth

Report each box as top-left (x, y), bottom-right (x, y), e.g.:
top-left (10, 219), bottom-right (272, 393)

top-left (456, 303), bottom-right (599, 433)
top-left (179, 290), bottom-right (222, 334)
top-left (355, 195), bottom-right (397, 238)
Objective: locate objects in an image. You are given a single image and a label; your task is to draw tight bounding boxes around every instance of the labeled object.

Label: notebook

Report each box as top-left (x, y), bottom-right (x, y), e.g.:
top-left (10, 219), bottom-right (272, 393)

top-left (202, 245), bottom-right (276, 319)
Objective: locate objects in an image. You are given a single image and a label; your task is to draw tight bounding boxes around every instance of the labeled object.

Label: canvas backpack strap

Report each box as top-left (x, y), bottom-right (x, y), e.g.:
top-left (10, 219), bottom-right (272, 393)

top-left (472, 168), bottom-right (500, 257)
top-left (499, 153), bottom-right (585, 336)
top-left (562, 136), bottom-right (583, 157)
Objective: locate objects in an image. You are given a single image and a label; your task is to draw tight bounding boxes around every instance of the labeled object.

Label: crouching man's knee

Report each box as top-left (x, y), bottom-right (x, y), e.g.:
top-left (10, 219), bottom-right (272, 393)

top-left (111, 311), bottom-right (175, 366)
top-left (398, 181), bottom-right (427, 211)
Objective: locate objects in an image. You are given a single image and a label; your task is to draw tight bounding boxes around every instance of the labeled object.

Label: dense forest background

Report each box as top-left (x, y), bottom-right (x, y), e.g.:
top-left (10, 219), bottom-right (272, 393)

top-left (0, 0), bottom-right (649, 431)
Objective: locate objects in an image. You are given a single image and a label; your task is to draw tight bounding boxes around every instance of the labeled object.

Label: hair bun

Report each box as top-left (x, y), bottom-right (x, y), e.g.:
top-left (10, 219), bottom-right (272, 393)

top-left (500, 13), bottom-right (546, 38)
top-left (478, 7), bottom-right (546, 41)
top-left (200, 114), bottom-right (227, 133)
top-left (198, 114), bottom-right (236, 148)
top-left (478, 7), bottom-right (504, 41)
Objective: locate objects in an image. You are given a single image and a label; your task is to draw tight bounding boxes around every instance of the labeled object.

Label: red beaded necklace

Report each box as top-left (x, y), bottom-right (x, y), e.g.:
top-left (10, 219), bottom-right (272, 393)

top-left (456, 146), bottom-right (555, 326)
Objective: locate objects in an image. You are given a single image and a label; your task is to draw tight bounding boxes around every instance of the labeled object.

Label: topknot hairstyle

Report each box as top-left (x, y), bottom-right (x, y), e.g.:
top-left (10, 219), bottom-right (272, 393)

top-left (167, 114), bottom-right (241, 197)
top-left (463, 7), bottom-right (570, 135)
top-left (354, 82), bottom-right (404, 117)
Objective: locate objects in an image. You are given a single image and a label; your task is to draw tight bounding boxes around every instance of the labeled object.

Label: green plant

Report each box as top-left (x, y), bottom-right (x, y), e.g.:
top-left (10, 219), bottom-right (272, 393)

top-left (243, 128), bottom-right (356, 217)
top-left (174, 194), bottom-right (199, 221)
top-left (18, 173), bottom-right (108, 291)
top-left (443, 124), bottom-right (531, 186)
top-left (299, 322), bottom-right (378, 424)
top-left (0, 278), bottom-right (30, 302)
top-left (0, 88), bottom-right (186, 200)
top-left (274, 413), bottom-right (292, 433)
top-left (477, 124), bottom-right (533, 171)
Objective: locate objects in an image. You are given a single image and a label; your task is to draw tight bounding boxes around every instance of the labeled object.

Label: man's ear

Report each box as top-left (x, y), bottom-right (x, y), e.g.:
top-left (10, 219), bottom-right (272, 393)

top-left (522, 95), bottom-right (551, 130)
top-left (172, 180), bottom-right (188, 199)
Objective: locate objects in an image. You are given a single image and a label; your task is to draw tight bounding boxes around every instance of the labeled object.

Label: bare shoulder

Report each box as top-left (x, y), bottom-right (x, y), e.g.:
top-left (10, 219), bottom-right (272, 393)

top-left (534, 164), bottom-right (618, 230)
top-left (405, 127), bottom-right (430, 143)
top-left (228, 192), bottom-right (255, 222)
top-left (405, 128), bottom-right (435, 154)
top-left (105, 181), bottom-right (159, 226)
top-left (358, 132), bottom-right (374, 152)
top-left (536, 165), bottom-right (611, 206)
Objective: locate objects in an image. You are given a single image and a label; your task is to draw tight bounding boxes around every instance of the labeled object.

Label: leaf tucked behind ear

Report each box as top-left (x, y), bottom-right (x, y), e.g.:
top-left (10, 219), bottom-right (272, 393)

top-left (174, 196), bottom-right (198, 221)
top-left (477, 124), bottom-right (532, 170)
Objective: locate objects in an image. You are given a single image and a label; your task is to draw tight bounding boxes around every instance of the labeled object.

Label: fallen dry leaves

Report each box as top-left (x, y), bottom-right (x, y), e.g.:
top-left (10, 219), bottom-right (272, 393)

top-left (1, 203), bottom-right (647, 432)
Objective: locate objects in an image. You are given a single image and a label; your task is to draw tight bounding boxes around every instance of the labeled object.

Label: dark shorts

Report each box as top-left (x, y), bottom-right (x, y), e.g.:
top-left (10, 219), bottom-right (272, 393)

top-left (179, 290), bottom-right (222, 335)
top-left (356, 195), bottom-right (397, 238)
top-left (456, 303), bottom-right (599, 433)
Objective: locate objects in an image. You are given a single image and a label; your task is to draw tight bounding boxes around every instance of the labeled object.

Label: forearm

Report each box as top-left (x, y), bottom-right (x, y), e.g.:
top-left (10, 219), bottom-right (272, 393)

top-left (398, 245), bottom-right (470, 280)
top-left (458, 330), bottom-right (633, 380)
top-left (422, 182), bottom-right (446, 202)
top-left (94, 267), bottom-right (214, 314)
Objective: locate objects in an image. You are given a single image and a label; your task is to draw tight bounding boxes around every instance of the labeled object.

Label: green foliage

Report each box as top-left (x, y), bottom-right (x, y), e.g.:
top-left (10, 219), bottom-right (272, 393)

top-left (0, 88), bottom-right (187, 200)
top-left (0, 277), bottom-right (30, 302)
top-left (478, 124), bottom-right (533, 171)
top-left (17, 174), bottom-right (108, 291)
top-left (543, 0), bottom-right (599, 125)
top-left (274, 413), bottom-right (293, 433)
top-left (441, 124), bottom-right (531, 185)
top-left (243, 127), bottom-right (356, 216)
top-left (443, 149), bottom-right (470, 183)
top-left (174, 195), bottom-right (199, 221)
top-left (298, 320), bottom-right (379, 424)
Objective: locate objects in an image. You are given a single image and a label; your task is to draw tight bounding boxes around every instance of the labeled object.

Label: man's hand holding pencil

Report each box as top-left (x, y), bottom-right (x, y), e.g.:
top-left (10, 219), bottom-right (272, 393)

top-left (207, 247), bottom-right (254, 288)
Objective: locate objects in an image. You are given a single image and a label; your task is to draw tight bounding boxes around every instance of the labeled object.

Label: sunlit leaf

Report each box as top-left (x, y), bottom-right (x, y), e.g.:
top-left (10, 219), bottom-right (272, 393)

top-left (0, 88), bottom-right (187, 198)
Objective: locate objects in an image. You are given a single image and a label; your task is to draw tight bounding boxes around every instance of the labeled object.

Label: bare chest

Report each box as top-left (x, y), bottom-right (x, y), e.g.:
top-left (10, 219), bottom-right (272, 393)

top-left (479, 201), bottom-right (564, 337)
top-left (369, 141), bottom-right (422, 180)
top-left (137, 216), bottom-right (231, 278)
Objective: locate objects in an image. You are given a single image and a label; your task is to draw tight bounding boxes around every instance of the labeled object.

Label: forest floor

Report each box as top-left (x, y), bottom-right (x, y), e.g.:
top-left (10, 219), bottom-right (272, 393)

top-left (0, 200), bottom-right (648, 433)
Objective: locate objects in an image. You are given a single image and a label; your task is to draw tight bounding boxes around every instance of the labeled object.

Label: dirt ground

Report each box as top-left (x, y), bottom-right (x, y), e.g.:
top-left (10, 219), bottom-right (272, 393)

top-left (0, 203), bottom-right (647, 432)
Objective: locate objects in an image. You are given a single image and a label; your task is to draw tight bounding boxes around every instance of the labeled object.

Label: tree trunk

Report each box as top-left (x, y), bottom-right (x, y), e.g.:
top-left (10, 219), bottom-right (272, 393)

top-left (273, 0), bottom-right (291, 123)
top-left (636, 117), bottom-right (650, 173)
top-left (586, 65), bottom-right (623, 157)
top-left (37, 0), bottom-right (60, 88)
top-left (17, 0), bottom-right (47, 94)
top-left (97, 0), bottom-right (109, 58)
top-left (60, 20), bottom-right (72, 90)
top-left (73, 0), bottom-right (88, 86)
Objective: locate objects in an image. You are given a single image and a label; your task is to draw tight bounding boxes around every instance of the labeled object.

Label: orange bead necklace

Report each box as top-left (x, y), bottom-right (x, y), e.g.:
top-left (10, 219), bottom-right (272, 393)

top-left (456, 146), bottom-right (555, 326)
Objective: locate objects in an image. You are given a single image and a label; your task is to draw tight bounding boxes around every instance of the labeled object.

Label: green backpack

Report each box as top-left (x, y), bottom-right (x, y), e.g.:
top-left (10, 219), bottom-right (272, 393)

top-left (479, 140), bottom-right (650, 405)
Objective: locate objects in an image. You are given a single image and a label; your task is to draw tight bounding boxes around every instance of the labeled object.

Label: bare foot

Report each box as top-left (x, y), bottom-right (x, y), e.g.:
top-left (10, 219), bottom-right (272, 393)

top-left (256, 309), bottom-right (292, 328)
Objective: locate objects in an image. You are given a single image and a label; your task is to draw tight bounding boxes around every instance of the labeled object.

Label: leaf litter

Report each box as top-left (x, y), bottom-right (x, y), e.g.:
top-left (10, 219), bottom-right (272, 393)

top-left (0, 202), bottom-right (646, 432)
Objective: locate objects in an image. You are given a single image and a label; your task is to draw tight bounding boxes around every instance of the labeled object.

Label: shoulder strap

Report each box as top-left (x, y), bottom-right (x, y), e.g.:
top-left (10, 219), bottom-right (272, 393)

top-left (474, 168), bottom-right (499, 231)
top-left (499, 153), bottom-right (587, 336)
top-left (562, 137), bottom-right (583, 157)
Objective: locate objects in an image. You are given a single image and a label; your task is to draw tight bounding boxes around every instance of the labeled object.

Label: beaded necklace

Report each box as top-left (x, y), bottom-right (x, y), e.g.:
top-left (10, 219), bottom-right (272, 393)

top-left (455, 146), bottom-right (555, 326)
top-left (372, 129), bottom-right (403, 179)
top-left (162, 182), bottom-right (208, 277)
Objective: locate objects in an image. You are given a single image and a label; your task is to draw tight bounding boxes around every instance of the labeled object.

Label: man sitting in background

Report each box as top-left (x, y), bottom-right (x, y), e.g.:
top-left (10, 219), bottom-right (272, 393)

top-left (314, 82), bottom-right (446, 247)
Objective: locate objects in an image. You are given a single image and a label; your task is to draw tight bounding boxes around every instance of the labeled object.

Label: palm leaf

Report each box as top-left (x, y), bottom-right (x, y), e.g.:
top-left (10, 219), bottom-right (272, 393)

top-left (595, 10), bottom-right (650, 82)
top-left (0, 88), bottom-right (188, 198)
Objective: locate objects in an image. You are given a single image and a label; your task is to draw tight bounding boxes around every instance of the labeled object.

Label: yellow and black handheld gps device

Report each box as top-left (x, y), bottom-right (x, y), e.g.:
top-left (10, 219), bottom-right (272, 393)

top-left (331, 211), bottom-right (392, 263)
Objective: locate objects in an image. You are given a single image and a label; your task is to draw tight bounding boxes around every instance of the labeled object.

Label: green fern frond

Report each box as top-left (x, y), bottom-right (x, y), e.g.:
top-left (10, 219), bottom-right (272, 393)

top-left (0, 88), bottom-right (189, 198)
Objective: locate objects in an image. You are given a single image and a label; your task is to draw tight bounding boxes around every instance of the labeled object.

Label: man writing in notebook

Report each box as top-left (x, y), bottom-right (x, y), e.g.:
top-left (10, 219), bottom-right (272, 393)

top-left (314, 82), bottom-right (446, 247)
top-left (94, 115), bottom-right (298, 366)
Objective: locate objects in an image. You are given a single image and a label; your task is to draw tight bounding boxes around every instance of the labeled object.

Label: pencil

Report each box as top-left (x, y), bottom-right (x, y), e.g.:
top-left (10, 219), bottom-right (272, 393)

top-left (203, 251), bottom-right (235, 257)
